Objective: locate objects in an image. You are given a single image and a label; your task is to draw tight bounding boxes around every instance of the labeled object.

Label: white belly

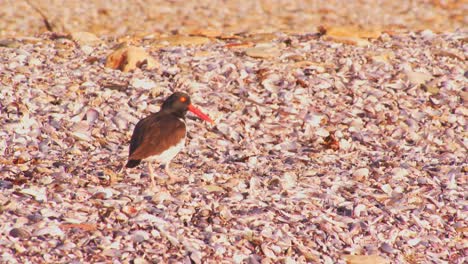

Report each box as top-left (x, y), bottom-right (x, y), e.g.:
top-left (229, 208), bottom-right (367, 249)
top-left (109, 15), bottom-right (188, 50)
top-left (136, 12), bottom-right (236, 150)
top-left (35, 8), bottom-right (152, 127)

top-left (146, 138), bottom-right (185, 163)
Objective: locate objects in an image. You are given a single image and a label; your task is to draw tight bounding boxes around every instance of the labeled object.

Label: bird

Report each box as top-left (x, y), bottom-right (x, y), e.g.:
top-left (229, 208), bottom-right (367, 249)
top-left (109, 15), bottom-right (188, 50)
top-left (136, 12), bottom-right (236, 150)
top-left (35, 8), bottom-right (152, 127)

top-left (126, 92), bottom-right (214, 186)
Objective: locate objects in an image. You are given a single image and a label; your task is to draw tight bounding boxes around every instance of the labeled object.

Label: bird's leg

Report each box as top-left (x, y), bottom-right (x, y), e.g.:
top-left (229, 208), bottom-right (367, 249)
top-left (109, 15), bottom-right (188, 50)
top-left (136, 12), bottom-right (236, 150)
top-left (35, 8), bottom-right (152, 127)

top-left (164, 162), bottom-right (174, 179)
top-left (147, 162), bottom-right (156, 188)
top-left (165, 162), bottom-right (183, 184)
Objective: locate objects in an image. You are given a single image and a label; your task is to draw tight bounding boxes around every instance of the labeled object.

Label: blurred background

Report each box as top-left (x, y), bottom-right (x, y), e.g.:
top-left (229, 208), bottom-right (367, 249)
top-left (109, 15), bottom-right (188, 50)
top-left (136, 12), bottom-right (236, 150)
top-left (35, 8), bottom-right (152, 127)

top-left (1, 0), bottom-right (466, 37)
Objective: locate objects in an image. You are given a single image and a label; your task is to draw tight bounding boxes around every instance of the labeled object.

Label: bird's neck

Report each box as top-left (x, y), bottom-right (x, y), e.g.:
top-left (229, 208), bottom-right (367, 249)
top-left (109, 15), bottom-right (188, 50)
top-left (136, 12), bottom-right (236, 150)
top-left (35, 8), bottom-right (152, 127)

top-left (161, 108), bottom-right (186, 119)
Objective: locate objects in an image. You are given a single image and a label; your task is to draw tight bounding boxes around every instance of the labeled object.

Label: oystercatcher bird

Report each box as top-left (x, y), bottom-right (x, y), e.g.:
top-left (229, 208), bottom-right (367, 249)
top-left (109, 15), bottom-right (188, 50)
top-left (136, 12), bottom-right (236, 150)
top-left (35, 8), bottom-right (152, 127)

top-left (126, 92), bottom-right (213, 186)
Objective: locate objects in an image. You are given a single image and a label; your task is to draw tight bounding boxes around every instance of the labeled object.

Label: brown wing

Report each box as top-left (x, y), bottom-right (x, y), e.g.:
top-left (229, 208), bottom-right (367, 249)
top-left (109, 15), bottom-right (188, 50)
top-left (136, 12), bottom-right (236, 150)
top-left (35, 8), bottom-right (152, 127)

top-left (128, 114), bottom-right (186, 160)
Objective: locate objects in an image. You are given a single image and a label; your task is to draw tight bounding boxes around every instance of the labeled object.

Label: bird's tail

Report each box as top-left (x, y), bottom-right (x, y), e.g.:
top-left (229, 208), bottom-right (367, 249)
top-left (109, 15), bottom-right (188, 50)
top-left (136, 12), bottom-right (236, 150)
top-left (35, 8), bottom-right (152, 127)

top-left (126, 159), bottom-right (141, 168)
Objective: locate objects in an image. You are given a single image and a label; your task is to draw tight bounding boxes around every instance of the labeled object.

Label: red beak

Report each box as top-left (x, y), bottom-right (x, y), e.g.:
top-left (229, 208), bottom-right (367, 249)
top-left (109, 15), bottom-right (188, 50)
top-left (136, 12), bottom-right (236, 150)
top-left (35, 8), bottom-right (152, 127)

top-left (188, 104), bottom-right (214, 124)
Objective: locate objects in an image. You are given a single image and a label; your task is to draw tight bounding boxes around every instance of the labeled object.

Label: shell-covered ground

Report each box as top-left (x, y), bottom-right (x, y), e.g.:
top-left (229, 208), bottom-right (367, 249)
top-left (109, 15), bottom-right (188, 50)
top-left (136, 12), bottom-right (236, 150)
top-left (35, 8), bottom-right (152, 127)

top-left (0, 1), bottom-right (467, 264)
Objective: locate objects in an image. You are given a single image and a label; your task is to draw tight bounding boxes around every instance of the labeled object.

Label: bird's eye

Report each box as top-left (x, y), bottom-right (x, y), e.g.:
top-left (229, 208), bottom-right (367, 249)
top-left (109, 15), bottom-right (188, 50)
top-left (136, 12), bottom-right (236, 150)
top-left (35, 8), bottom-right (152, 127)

top-left (179, 97), bottom-right (187, 103)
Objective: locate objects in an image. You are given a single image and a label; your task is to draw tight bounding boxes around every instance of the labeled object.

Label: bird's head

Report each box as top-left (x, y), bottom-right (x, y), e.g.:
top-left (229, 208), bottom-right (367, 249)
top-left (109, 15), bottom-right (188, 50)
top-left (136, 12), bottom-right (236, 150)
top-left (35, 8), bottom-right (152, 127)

top-left (162, 92), bottom-right (214, 124)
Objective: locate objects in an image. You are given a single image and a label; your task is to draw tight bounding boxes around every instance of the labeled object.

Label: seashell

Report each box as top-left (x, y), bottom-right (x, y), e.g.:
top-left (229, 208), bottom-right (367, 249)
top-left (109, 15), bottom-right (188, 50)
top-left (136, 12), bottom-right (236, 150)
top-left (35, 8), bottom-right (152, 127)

top-left (33, 225), bottom-right (64, 237)
top-left (261, 243), bottom-right (277, 259)
top-left (392, 167), bottom-right (409, 179)
top-left (380, 242), bottom-right (394, 254)
top-left (381, 184), bottom-right (393, 195)
top-left (354, 204), bottom-right (367, 217)
top-left (9, 227), bottom-right (31, 239)
top-left (132, 230), bottom-right (150, 243)
top-left (70, 31), bottom-right (101, 46)
top-left (281, 172), bottom-right (297, 189)
top-left (91, 188), bottom-right (115, 199)
top-left (202, 185), bottom-right (225, 193)
top-left (306, 113), bottom-right (323, 127)
top-left (420, 29), bottom-right (436, 40)
top-left (132, 213), bottom-right (166, 225)
top-left (405, 70), bottom-right (432, 85)
top-left (407, 237), bottom-right (421, 246)
top-left (245, 46), bottom-right (280, 59)
top-left (133, 258), bottom-right (150, 264)
top-left (315, 127), bottom-right (330, 137)
top-left (20, 186), bottom-right (47, 202)
top-left (190, 250), bottom-right (202, 264)
top-left (353, 168), bottom-right (369, 180)
top-left (85, 108), bottom-right (100, 124)
top-left (131, 78), bottom-right (156, 90)
top-left (111, 113), bottom-right (129, 130)
top-left (339, 139), bottom-right (352, 151)
top-left (105, 45), bottom-right (159, 72)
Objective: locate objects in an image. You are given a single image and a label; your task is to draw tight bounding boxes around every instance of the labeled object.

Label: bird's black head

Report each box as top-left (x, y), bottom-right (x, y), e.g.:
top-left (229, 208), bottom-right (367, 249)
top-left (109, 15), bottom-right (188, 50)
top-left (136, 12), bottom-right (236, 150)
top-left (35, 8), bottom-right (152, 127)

top-left (161, 92), bottom-right (192, 117)
top-left (161, 92), bottom-right (214, 123)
